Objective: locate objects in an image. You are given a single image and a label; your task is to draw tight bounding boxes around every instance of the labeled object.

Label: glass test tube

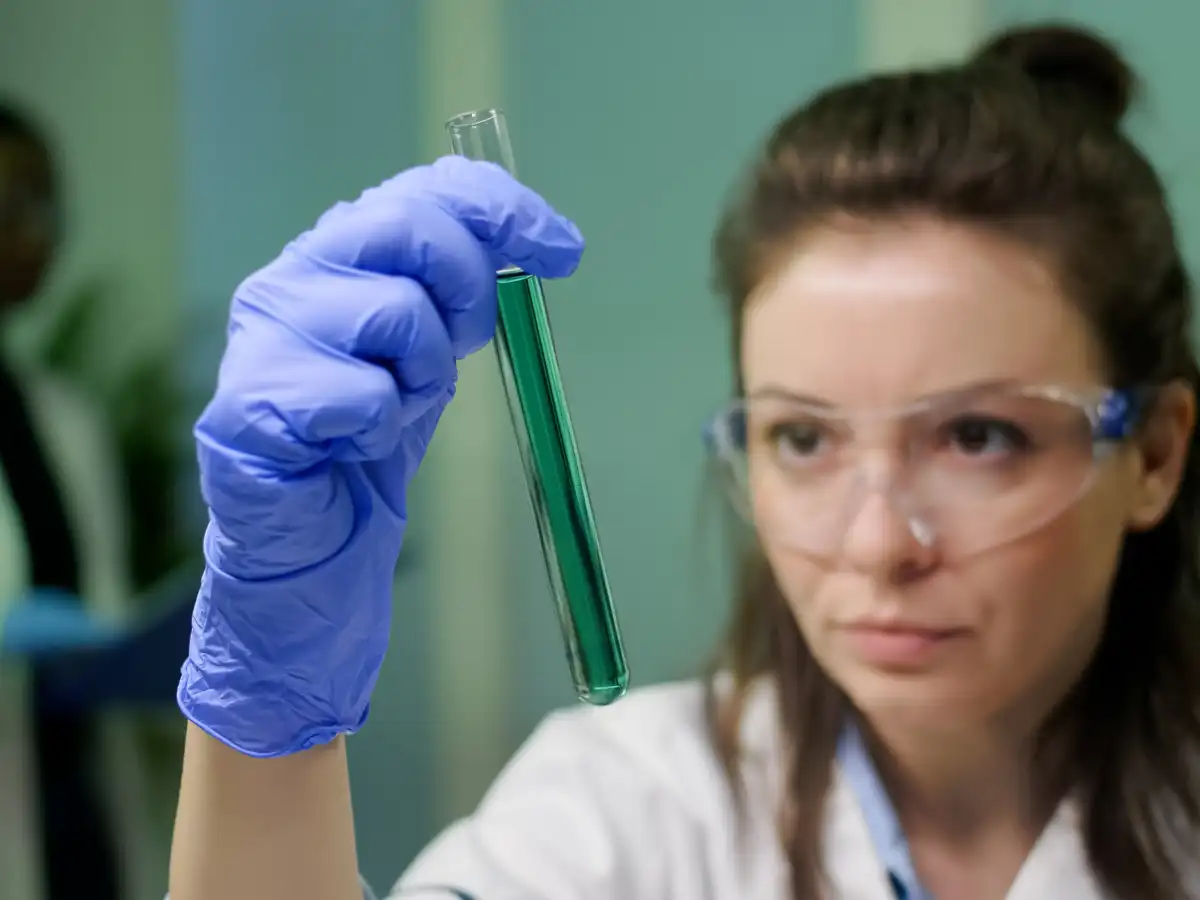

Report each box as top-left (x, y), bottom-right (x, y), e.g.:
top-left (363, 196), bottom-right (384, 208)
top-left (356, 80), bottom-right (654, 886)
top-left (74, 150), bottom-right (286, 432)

top-left (445, 109), bottom-right (628, 705)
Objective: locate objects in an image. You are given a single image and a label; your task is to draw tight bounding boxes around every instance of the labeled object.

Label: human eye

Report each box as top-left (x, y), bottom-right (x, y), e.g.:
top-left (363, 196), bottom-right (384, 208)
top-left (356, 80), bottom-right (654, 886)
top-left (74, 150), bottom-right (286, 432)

top-left (941, 415), bottom-right (1032, 458)
top-left (765, 419), bottom-right (830, 463)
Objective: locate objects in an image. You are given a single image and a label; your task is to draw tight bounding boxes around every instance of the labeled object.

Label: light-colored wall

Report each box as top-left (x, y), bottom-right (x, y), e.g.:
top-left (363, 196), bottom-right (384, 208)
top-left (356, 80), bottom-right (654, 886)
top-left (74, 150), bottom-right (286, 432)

top-left (861, 0), bottom-right (984, 71)
top-left (0, 0), bottom-right (180, 383)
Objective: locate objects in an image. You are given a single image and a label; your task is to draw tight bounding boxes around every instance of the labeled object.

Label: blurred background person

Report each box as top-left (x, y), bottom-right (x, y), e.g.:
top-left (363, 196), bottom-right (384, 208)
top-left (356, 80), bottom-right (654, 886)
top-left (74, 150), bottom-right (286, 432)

top-left (0, 99), bottom-right (163, 900)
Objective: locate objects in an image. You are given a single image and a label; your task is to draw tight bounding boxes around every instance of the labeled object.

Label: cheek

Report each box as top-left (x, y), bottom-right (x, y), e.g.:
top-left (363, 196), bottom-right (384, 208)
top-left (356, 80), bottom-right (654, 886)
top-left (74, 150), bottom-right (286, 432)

top-left (946, 499), bottom-right (1122, 717)
top-left (758, 484), bottom-right (1127, 715)
top-left (977, 506), bottom-right (1118, 655)
top-left (758, 542), bottom-right (827, 639)
top-left (1003, 475), bottom-right (1132, 628)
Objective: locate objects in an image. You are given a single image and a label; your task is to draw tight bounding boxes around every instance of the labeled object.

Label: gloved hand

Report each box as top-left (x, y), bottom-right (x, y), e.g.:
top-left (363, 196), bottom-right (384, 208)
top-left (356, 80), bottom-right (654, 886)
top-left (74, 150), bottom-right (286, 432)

top-left (179, 156), bottom-right (585, 757)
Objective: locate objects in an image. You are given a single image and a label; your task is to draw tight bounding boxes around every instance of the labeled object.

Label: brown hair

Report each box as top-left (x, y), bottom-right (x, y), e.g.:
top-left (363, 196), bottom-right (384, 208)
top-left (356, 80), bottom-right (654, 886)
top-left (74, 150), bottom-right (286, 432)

top-left (706, 22), bottom-right (1200, 900)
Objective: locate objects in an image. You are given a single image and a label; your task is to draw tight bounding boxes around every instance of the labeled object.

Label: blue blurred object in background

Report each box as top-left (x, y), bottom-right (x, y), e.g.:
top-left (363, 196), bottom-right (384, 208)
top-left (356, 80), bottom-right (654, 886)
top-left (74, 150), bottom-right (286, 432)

top-left (1, 572), bottom-right (197, 713)
top-left (0, 589), bottom-right (120, 658)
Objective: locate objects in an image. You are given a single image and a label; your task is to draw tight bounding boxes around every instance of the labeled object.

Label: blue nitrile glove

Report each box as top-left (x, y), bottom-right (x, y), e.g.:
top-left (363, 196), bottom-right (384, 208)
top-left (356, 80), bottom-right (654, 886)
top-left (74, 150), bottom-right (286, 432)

top-left (179, 156), bottom-right (585, 757)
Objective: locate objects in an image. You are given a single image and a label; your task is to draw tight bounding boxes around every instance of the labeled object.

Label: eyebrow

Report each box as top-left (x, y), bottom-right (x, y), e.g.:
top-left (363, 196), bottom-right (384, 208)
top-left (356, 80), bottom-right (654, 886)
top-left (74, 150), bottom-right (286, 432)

top-left (746, 386), bottom-right (834, 407)
top-left (745, 378), bottom-right (1023, 407)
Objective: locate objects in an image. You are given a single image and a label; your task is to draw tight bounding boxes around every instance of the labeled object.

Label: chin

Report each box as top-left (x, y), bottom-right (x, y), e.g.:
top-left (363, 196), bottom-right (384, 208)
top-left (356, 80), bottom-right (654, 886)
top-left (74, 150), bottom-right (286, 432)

top-left (835, 660), bottom-right (1000, 726)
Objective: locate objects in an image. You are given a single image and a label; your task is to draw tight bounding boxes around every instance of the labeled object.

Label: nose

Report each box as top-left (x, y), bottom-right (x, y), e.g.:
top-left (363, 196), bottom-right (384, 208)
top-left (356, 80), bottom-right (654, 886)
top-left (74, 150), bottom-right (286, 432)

top-left (839, 480), bottom-right (937, 580)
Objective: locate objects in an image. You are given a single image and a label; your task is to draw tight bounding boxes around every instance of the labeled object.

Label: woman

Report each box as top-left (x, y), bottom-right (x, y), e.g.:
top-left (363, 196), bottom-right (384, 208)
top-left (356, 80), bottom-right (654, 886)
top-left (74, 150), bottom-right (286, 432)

top-left (169, 23), bottom-right (1200, 900)
top-left (0, 101), bottom-right (162, 900)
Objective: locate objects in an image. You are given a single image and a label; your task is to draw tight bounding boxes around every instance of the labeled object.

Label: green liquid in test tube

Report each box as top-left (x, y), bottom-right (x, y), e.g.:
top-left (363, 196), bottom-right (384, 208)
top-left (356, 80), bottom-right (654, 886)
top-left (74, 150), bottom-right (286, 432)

top-left (445, 108), bottom-right (628, 705)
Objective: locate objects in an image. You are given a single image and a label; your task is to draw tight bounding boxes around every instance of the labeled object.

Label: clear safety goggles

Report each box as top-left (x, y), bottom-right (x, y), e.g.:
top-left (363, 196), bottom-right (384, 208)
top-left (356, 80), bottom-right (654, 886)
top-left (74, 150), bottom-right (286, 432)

top-left (705, 383), bottom-right (1147, 560)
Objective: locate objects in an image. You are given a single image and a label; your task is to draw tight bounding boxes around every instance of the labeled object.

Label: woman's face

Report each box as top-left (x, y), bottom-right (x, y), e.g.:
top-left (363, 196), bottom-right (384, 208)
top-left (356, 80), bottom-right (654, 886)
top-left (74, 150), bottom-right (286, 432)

top-left (740, 217), bottom-right (1188, 733)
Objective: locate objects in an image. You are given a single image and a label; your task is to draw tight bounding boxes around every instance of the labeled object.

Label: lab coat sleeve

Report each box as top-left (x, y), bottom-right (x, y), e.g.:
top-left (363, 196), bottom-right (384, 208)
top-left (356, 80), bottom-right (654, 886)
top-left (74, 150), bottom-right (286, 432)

top-left (389, 697), bottom-right (712, 900)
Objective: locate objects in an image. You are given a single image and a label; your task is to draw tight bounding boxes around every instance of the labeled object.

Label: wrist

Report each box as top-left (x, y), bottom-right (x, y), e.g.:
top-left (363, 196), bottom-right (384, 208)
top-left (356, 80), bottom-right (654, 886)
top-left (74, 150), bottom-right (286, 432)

top-left (177, 664), bottom-right (370, 757)
top-left (180, 562), bottom-right (392, 757)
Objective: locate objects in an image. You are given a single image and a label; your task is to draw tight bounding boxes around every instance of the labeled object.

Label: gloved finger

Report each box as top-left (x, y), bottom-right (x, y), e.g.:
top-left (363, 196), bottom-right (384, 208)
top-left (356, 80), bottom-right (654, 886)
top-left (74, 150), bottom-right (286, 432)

top-left (363, 276), bottom-right (465, 394)
top-left (287, 362), bottom-right (419, 463)
top-left (238, 264), bottom-right (464, 391)
top-left (283, 199), bottom-right (500, 358)
top-left (295, 155), bottom-right (584, 291)
top-left (198, 318), bottom-right (432, 472)
top-left (361, 387), bottom-right (456, 516)
top-left (414, 156), bottom-right (586, 280)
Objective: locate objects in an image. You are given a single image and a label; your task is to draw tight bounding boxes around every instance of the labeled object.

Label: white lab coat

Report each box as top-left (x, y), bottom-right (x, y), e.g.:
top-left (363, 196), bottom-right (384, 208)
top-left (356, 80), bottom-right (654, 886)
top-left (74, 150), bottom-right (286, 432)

top-left (0, 357), bottom-right (167, 900)
top-left (391, 678), bottom-right (1192, 900)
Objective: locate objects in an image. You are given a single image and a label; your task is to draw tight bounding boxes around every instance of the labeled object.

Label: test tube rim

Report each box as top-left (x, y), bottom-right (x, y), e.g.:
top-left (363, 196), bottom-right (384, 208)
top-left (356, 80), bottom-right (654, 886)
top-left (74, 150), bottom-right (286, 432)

top-left (445, 108), bottom-right (506, 132)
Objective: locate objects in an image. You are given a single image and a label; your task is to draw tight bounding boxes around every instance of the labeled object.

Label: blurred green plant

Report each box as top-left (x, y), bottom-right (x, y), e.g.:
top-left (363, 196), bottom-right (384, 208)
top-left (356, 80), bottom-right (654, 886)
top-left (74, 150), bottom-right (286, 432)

top-left (37, 277), bottom-right (194, 594)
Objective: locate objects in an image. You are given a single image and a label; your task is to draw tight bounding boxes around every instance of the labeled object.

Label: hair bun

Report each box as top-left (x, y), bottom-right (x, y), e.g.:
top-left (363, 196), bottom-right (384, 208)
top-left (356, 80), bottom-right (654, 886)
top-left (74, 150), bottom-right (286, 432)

top-left (973, 23), bottom-right (1136, 127)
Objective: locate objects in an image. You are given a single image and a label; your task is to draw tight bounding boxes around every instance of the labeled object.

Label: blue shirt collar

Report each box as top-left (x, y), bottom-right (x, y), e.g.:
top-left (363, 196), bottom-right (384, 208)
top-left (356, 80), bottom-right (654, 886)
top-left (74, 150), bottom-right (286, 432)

top-left (836, 720), bottom-right (934, 900)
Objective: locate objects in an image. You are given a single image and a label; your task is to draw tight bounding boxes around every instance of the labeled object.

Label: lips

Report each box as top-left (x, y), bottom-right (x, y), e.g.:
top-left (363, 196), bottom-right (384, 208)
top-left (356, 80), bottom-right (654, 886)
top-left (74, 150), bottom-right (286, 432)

top-left (848, 621), bottom-right (963, 637)
top-left (841, 622), bottom-right (968, 668)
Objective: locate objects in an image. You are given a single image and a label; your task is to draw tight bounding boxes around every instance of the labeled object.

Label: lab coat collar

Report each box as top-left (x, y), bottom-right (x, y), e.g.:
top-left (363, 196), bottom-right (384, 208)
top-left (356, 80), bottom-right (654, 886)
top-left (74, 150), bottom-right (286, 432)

top-left (738, 678), bottom-right (1111, 899)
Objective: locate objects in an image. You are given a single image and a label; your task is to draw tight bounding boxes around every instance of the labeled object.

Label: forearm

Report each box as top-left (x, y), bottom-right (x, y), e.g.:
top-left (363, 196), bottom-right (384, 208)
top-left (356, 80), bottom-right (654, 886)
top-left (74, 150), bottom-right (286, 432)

top-left (169, 723), bottom-right (361, 900)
